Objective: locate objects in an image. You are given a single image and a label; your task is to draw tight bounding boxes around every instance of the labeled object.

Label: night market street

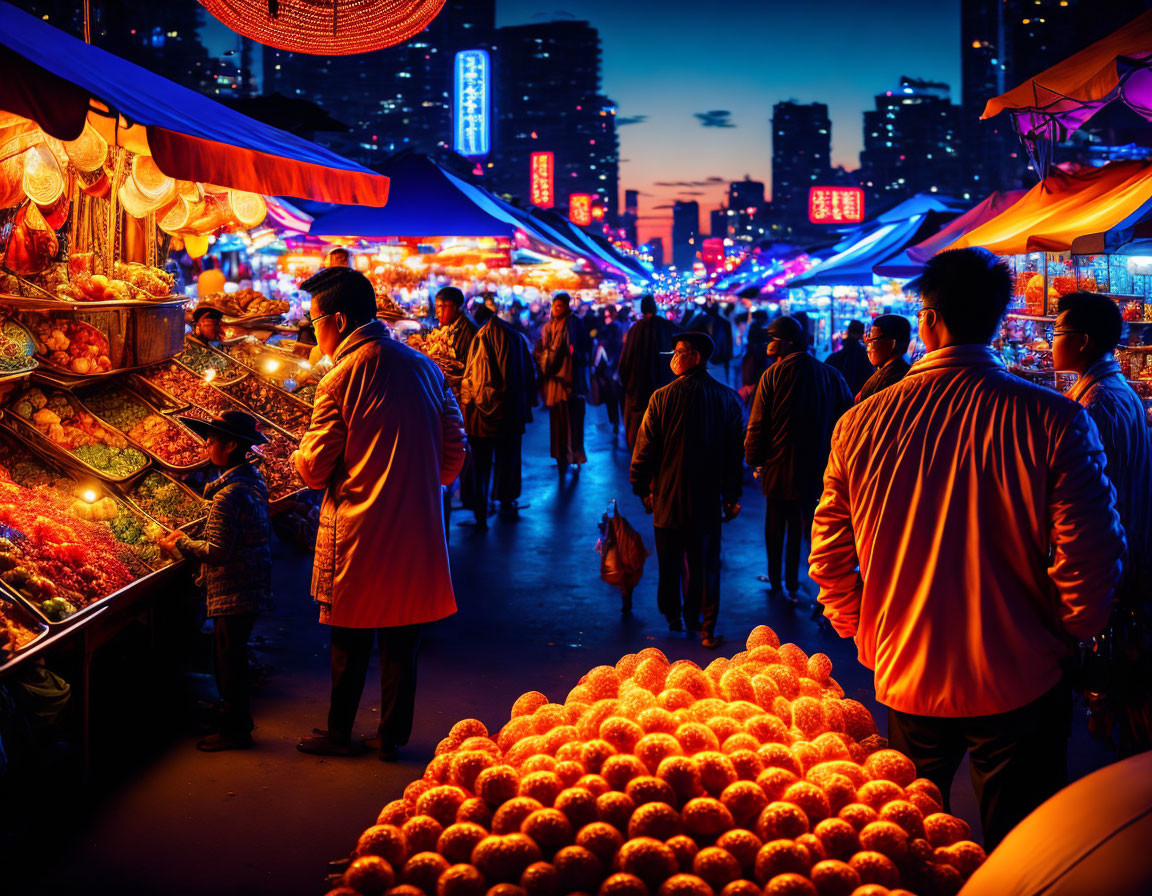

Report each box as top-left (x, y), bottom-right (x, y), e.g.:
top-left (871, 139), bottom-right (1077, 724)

top-left (12, 406), bottom-right (1114, 896)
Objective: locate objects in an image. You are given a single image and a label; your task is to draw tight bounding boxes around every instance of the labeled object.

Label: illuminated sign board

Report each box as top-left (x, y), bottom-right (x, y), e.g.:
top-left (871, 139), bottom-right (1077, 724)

top-left (453, 50), bottom-right (490, 157)
top-left (569, 193), bottom-right (593, 226)
top-left (530, 152), bottom-right (555, 208)
top-left (809, 186), bottom-right (865, 224)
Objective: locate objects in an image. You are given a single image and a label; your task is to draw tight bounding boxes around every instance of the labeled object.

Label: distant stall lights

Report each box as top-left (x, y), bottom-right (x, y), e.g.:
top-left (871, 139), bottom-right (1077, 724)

top-left (453, 49), bottom-right (490, 157)
top-left (530, 151), bottom-right (555, 208)
top-left (808, 186), bottom-right (865, 224)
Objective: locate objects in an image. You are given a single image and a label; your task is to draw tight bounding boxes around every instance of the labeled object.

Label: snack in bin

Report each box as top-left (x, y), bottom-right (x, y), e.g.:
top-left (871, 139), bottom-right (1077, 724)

top-left (252, 428), bottom-right (305, 500)
top-left (0, 598), bottom-right (43, 655)
top-left (139, 362), bottom-right (236, 416)
top-left (176, 341), bottom-right (246, 382)
top-left (79, 386), bottom-right (204, 468)
top-left (129, 470), bottom-right (207, 530)
top-left (335, 629), bottom-right (987, 896)
top-left (11, 387), bottom-right (147, 478)
top-left (28, 316), bottom-right (112, 375)
top-left (218, 377), bottom-right (309, 437)
top-left (112, 261), bottom-right (175, 298)
top-left (0, 318), bottom-right (37, 374)
top-left (200, 288), bottom-right (289, 319)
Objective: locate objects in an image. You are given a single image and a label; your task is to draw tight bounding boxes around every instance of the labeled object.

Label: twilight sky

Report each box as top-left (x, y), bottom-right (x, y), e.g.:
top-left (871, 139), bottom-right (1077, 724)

top-left (499, 1), bottom-right (961, 244)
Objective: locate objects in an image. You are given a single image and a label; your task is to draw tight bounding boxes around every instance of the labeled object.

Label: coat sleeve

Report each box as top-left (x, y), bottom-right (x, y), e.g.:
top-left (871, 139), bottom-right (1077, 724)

top-left (460, 330), bottom-right (482, 411)
top-left (440, 380), bottom-right (467, 486)
top-left (809, 421), bottom-right (863, 637)
top-left (176, 488), bottom-right (238, 565)
top-left (294, 375), bottom-right (348, 490)
top-left (744, 371), bottom-right (771, 467)
top-left (630, 393), bottom-right (661, 497)
top-left (722, 393), bottom-right (745, 507)
top-left (1047, 407), bottom-right (1126, 640)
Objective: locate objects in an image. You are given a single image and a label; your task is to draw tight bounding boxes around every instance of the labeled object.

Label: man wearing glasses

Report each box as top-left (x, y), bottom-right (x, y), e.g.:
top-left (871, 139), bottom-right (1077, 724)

top-left (857, 314), bottom-right (912, 402)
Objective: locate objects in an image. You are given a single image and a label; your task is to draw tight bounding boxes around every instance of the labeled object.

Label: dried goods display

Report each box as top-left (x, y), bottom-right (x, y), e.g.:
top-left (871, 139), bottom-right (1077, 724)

top-left (26, 315), bottom-right (113, 375)
top-left (253, 428), bottom-right (305, 500)
top-left (2, 258), bottom-right (175, 304)
top-left (176, 341), bottom-right (246, 382)
top-left (199, 288), bottom-right (289, 319)
top-left (376, 293), bottom-right (409, 320)
top-left (332, 629), bottom-right (986, 896)
top-left (0, 317), bottom-right (37, 374)
top-left (0, 478), bottom-right (136, 620)
top-left (292, 383), bottom-right (317, 404)
top-left (225, 339), bottom-right (315, 395)
top-left (138, 362), bottom-right (236, 415)
top-left (0, 597), bottom-right (44, 658)
top-left (11, 387), bottom-right (147, 478)
top-left (219, 377), bottom-right (310, 437)
top-left (79, 386), bottom-right (204, 468)
top-left (128, 471), bottom-right (208, 530)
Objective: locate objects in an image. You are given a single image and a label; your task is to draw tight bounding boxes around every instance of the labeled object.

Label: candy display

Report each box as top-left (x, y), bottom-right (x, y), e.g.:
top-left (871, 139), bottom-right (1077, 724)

top-left (78, 385), bottom-right (204, 469)
top-left (137, 363), bottom-right (238, 415)
top-left (253, 428), bottom-right (305, 500)
top-left (128, 470), bottom-right (208, 530)
top-left (27, 315), bottom-right (113, 375)
top-left (218, 376), bottom-right (310, 437)
top-left (11, 387), bottom-right (147, 479)
top-left (176, 341), bottom-right (246, 383)
top-left (333, 629), bottom-right (986, 896)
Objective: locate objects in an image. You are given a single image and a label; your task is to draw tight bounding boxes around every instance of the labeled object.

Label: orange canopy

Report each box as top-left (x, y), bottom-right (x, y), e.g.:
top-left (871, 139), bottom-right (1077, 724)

top-left (946, 160), bottom-right (1152, 255)
top-left (982, 10), bottom-right (1152, 145)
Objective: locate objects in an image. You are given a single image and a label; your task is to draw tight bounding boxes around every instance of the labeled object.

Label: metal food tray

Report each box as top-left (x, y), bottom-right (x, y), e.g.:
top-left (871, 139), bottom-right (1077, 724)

top-left (248, 415), bottom-right (306, 502)
top-left (75, 382), bottom-right (208, 474)
top-left (124, 373), bottom-right (190, 412)
top-left (0, 590), bottom-right (48, 658)
top-left (214, 376), bottom-right (311, 438)
top-left (174, 341), bottom-right (247, 385)
top-left (10, 564), bottom-right (175, 629)
top-left (3, 392), bottom-right (151, 483)
top-left (116, 468), bottom-right (209, 535)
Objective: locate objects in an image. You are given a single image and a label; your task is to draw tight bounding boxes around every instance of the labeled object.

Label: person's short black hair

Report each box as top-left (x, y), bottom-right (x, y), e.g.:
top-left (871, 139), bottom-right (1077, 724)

top-left (871, 314), bottom-right (912, 348)
top-left (1057, 291), bottom-right (1123, 354)
top-left (919, 248), bottom-right (1012, 344)
top-left (436, 286), bottom-right (465, 308)
top-left (846, 319), bottom-right (865, 337)
top-left (640, 294), bottom-right (657, 315)
top-left (300, 267), bottom-right (376, 325)
top-left (326, 247), bottom-right (350, 262)
top-left (553, 292), bottom-right (572, 307)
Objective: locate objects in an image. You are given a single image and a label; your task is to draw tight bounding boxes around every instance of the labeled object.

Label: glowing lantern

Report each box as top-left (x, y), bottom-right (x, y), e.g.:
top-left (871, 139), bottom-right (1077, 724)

top-left (530, 152), bottom-right (555, 208)
top-left (808, 187), bottom-right (865, 224)
top-left (185, 234), bottom-right (210, 259)
top-left (569, 193), bottom-right (593, 226)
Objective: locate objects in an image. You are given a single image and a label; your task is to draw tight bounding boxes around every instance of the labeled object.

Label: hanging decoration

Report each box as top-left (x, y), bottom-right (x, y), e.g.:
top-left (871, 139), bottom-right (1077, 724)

top-left (198, 0), bottom-right (447, 55)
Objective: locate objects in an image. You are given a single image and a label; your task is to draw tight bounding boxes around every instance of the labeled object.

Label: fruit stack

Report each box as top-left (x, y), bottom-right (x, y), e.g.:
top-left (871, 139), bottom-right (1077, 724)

top-left (329, 628), bottom-right (985, 896)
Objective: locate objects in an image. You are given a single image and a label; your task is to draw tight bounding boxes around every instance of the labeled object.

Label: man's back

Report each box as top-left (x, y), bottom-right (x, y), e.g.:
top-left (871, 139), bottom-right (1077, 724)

top-left (826, 339), bottom-right (873, 396)
top-left (462, 316), bottom-right (534, 438)
top-left (811, 345), bottom-right (1124, 717)
top-left (619, 315), bottom-right (679, 397)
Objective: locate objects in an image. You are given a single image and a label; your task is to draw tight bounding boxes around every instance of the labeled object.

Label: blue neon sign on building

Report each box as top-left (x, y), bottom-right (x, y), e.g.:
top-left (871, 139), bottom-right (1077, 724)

top-left (454, 49), bottom-right (491, 158)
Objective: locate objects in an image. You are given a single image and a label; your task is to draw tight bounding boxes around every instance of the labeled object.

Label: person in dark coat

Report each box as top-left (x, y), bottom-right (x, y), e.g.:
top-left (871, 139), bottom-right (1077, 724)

top-left (631, 332), bottom-right (744, 649)
top-left (826, 319), bottom-right (874, 395)
top-left (435, 286), bottom-right (479, 524)
top-left (702, 302), bottom-right (735, 385)
top-left (741, 308), bottom-right (771, 400)
top-left (461, 312), bottom-right (536, 527)
top-left (745, 316), bottom-right (852, 600)
top-left (535, 292), bottom-right (593, 473)
top-left (857, 314), bottom-right (912, 402)
top-left (595, 305), bottom-right (626, 435)
top-left (619, 295), bottom-right (681, 448)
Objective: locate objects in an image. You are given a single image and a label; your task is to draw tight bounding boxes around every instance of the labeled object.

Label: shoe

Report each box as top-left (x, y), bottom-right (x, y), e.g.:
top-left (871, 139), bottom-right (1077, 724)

top-left (197, 732), bottom-right (252, 752)
top-left (361, 736), bottom-right (400, 762)
top-left (667, 619), bottom-right (684, 633)
top-left (700, 634), bottom-right (725, 650)
top-left (784, 591), bottom-right (801, 605)
top-left (297, 733), bottom-right (356, 756)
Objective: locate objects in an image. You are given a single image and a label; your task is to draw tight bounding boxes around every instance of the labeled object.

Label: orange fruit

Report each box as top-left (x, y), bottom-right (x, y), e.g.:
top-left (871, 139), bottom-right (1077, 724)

top-left (719, 668), bottom-right (755, 704)
top-left (452, 751), bottom-right (497, 791)
top-left (597, 872), bottom-right (649, 896)
top-left (753, 840), bottom-right (810, 883)
top-left (705, 657), bottom-right (732, 685)
top-left (746, 625), bottom-right (781, 651)
top-left (797, 679), bottom-right (824, 699)
top-left (619, 688), bottom-right (659, 719)
top-left (356, 824), bottom-right (408, 866)
top-left (862, 752), bottom-right (916, 789)
top-left (806, 654), bottom-right (833, 684)
top-left (937, 840), bottom-right (986, 879)
top-left (762, 873), bottom-right (818, 895)
top-left (693, 752), bottom-right (737, 796)
top-left (596, 791), bottom-right (637, 832)
top-left (656, 873), bottom-right (713, 896)
top-left (771, 698), bottom-right (794, 727)
top-left (343, 855), bottom-right (395, 894)
top-left (477, 766), bottom-right (522, 807)
top-left (877, 802), bottom-right (925, 840)
top-left (574, 775), bottom-right (611, 797)
top-left (582, 666), bottom-right (623, 701)
top-left (402, 852), bottom-right (451, 893)
top-left (459, 737), bottom-right (501, 756)
top-left (417, 786), bottom-right (470, 827)
top-left (638, 708), bottom-right (679, 735)
top-left (627, 801), bottom-right (683, 840)
top-left (499, 718), bottom-right (536, 753)
top-left (552, 844), bottom-right (604, 891)
top-left (555, 787), bottom-right (600, 831)
top-left (507, 737), bottom-right (548, 769)
top-left (814, 773), bottom-right (857, 814)
top-left (457, 798), bottom-right (494, 828)
top-left (542, 726), bottom-right (580, 756)
top-left (726, 749), bottom-right (763, 782)
top-left (636, 733), bottom-right (684, 773)
top-left (427, 755), bottom-right (456, 784)
top-left (904, 779), bottom-right (943, 807)
top-left (929, 863), bottom-right (963, 894)
top-left (658, 689), bottom-right (697, 712)
top-left (556, 761), bottom-right (586, 788)
top-left (513, 692), bottom-right (550, 719)
top-left (522, 808), bottom-right (574, 854)
top-left (557, 743), bottom-right (586, 764)
top-left (625, 775), bottom-right (677, 807)
top-left (714, 829), bottom-right (761, 872)
top-left (451, 719), bottom-right (490, 742)
top-left (748, 717), bottom-right (792, 748)
top-left (520, 771), bottom-right (564, 807)
top-left (616, 654), bottom-right (642, 679)
top-left (379, 799), bottom-right (414, 827)
top-left (675, 722), bottom-right (721, 756)
top-left (614, 837), bottom-right (678, 887)
top-left (856, 782), bottom-right (905, 813)
top-left (810, 733), bottom-right (852, 763)
top-left (847, 851), bottom-right (900, 888)
top-left (493, 798), bottom-right (546, 835)
top-left (751, 675), bottom-right (781, 708)
top-left (601, 717), bottom-right (645, 753)
top-left (633, 657), bottom-right (671, 693)
top-left (486, 885), bottom-right (528, 896)
top-left (680, 797), bottom-right (734, 839)
top-left (837, 804), bottom-right (879, 833)
top-left (703, 716), bottom-right (744, 744)
top-left (579, 701), bottom-right (624, 741)
top-left (791, 698), bottom-right (828, 740)
top-left (580, 740), bottom-right (619, 775)
top-left (837, 701), bottom-right (876, 742)
top-left (533, 704), bottom-right (570, 736)
top-left (777, 645), bottom-right (809, 674)
top-left (719, 780), bottom-right (767, 827)
top-left (656, 755), bottom-right (704, 804)
top-left (810, 859), bottom-right (860, 896)
top-left (665, 665), bottom-right (715, 701)
top-left (665, 834), bottom-right (699, 872)
top-left (472, 834), bottom-right (544, 883)
top-left (402, 816), bottom-right (445, 854)
top-left (763, 667), bottom-right (800, 701)
top-left (718, 883), bottom-right (759, 896)
top-left (755, 802), bottom-right (809, 841)
top-left (575, 821), bottom-right (625, 866)
top-left (756, 767), bottom-right (801, 802)
top-left (519, 861), bottom-right (559, 896)
top-left (602, 755), bottom-right (650, 791)
top-left (692, 846), bottom-right (741, 890)
top-left (812, 818), bottom-right (859, 861)
top-left (858, 822), bottom-right (908, 864)
top-left (807, 761), bottom-right (867, 791)
top-left (437, 864), bottom-right (486, 896)
top-left (567, 687), bottom-right (595, 707)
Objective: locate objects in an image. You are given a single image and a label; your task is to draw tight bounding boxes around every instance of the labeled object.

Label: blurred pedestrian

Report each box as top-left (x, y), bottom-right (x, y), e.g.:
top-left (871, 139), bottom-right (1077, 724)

top-left (631, 332), bottom-right (744, 649)
top-left (740, 308), bottom-right (771, 402)
top-left (810, 248), bottom-right (1125, 847)
top-left (293, 268), bottom-right (466, 761)
top-left (745, 316), bottom-right (851, 601)
top-left (857, 314), bottom-right (912, 402)
top-left (826, 319), bottom-right (874, 396)
top-left (595, 305), bottom-right (626, 435)
top-left (701, 301), bottom-right (734, 385)
top-left (619, 295), bottom-right (681, 448)
top-left (535, 292), bottom-right (593, 473)
top-left (435, 287), bottom-right (478, 525)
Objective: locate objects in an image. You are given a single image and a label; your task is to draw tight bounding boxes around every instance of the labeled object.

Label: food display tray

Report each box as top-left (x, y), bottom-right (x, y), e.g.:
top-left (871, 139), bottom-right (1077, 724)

top-left (116, 468), bottom-right (209, 534)
top-left (174, 340), bottom-right (248, 386)
top-left (125, 373), bottom-right (190, 413)
top-left (214, 375), bottom-right (311, 438)
top-left (3, 406), bottom-right (149, 484)
top-left (0, 590), bottom-right (48, 660)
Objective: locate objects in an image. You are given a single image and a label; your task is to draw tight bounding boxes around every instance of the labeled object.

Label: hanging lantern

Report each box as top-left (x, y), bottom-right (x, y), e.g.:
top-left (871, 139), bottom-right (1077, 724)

top-left (21, 145), bottom-right (63, 207)
top-left (158, 196), bottom-right (194, 234)
top-left (131, 155), bottom-right (177, 205)
top-left (62, 121), bottom-right (109, 173)
top-left (184, 234), bottom-right (210, 259)
top-left (197, 0), bottom-right (446, 56)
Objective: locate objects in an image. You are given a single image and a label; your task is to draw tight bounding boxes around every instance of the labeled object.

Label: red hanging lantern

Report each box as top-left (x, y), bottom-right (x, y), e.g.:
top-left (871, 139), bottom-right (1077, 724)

top-left (198, 0), bottom-right (446, 56)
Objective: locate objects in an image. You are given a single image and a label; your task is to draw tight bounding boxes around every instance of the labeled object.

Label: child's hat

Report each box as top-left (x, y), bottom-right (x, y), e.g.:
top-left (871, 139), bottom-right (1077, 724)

top-left (178, 410), bottom-right (268, 446)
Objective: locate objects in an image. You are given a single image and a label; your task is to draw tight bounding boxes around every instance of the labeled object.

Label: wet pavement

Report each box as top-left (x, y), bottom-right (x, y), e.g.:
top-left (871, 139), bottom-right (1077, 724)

top-left (13, 403), bottom-right (1116, 895)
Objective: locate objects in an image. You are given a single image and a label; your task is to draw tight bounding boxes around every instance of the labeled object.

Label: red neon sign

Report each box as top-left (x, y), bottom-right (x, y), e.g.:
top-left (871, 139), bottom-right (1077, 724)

top-left (569, 193), bottom-right (593, 226)
top-left (808, 187), bottom-right (865, 224)
top-left (530, 152), bottom-right (554, 208)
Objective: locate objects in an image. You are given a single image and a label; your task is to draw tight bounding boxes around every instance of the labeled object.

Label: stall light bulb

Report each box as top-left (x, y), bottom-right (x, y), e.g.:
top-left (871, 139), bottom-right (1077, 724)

top-left (83, 489), bottom-right (98, 503)
top-left (264, 360), bottom-right (280, 373)
top-left (204, 369), bottom-right (216, 383)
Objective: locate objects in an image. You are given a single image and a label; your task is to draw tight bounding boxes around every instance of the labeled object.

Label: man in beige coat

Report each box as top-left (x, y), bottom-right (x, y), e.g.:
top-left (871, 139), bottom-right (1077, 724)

top-left (293, 268), bottom-right (466, 760)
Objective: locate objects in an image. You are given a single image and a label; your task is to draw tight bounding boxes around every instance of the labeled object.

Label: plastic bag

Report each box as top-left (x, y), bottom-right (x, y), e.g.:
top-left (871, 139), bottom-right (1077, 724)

top-left (597, 501), bottom-right (649, 598)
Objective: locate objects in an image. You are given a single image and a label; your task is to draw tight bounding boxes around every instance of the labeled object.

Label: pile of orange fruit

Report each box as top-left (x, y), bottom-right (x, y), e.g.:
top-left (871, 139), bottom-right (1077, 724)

top-left (327, 627), bottom-right (985, 896)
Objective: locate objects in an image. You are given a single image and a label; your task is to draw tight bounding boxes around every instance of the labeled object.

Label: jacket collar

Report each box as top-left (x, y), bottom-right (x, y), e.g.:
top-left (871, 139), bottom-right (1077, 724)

top-left (205, 462), bottom-right (262, 498)
top-left (908, 344), bottom-right (1004, 376)
top-left (1067, 354), bottom-right (1121, 403)
top-left (334, 319), bottom-right (388, 363)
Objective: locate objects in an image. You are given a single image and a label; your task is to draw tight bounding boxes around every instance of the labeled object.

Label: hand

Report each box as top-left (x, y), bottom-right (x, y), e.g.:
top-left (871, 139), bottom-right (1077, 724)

top-left (753, 467), bottom-right (761, 479)
top-left (642, 494), bottom-right (654, 514)
top-left (159, 529), bottom-right (184, 558)
top-left (722, 502), bottom-right (741, 522)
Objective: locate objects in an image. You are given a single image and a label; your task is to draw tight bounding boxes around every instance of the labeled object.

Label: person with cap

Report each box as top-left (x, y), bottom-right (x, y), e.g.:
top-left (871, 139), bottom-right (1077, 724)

top-left (809, 248), bottom-right (1124, 848)
top-left (631, 331), bottom-right (744, 649)
top-left (160, 411), bottom-right (272, 752)
top-left (857, 314), bottom-right (912, 402)
top-left (825, 320), bottom-right (874, 397)
top-left (534, 292), bottom-right (594, 474)
top-left (618, 295), bottom-right (681, 449)
top-left (292, 267), bottom-right (466, 761)
top-left (189, 305), bottom-right (224, 346)
top-left (745, 315), bottom-right (852, 601)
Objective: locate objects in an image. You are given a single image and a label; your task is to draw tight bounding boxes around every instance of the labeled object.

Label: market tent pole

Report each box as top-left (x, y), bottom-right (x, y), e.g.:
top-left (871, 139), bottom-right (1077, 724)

top-left (0, 0), bottom-right (388, 206)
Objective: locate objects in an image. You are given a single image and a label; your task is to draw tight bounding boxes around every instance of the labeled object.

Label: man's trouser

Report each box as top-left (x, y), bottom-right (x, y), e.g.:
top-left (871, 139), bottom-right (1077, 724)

top-left (654, 521), bottom-right (721, 637)
top-left (328, 624), bottom-right (422, 746)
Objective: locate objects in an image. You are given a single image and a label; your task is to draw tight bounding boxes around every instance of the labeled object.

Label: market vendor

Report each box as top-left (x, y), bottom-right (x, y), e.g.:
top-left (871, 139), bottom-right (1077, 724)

top-left (189, 306), bottom-right (224, 346)
top-left (435, 286), bottom-right (479, 375)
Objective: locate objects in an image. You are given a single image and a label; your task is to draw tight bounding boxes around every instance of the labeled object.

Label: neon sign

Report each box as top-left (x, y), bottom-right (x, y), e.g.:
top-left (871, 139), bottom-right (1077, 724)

top-left (454, 50), bottom-right (490, 157)
top-left (569, 193), bottom-right (593, 226)
top-left (809, 187), bottom-right (865, 224)
top-left (530, 152), bottom-right (554, 208)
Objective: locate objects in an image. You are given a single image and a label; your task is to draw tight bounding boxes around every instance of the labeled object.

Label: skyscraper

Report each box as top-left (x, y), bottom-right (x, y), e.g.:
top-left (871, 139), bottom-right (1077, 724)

top-left (859, 77), bottom-right (963, 204)
top-left (672, 201), bottom-right (700, 270)
top-left (771, 102), bottom-right (832, 231)
top-left (621, 189), bottom-right (640, 245)
top-left (488, 20), bottom-right (619, 217)
top-left (727, 177), bottom-right (766, 242)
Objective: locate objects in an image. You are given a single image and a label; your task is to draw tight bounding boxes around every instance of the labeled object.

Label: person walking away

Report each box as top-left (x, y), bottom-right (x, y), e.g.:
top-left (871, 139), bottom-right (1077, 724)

top-left (535, 292), bottom-right (592, 474)
top-left (292, 268), bottom-right (466, 760)
top-left (825, 319), bottom-right (874, 396)
top-left (619, 295), bottom-right (681, 449)
top-left (857, 314), bottom-right (912, 402)
top-left (702, 301), bottom-right (735, 386)
top-left (631, 332), bottom-right (743, 649)
top-left (810, 248), bottom-right (1124, 848)
top-left (740, 309), bottom-right (771, 403)
top-left (324, 247), bottom-right (351, 268)
top-left (160, 411), bottom-right (271, 752)
top-left (596, 305), bottom-right (626, 435)
top-left (745, 316), bottom-right (851, 601)
top-left (461, 310), bottom-right (536, 527)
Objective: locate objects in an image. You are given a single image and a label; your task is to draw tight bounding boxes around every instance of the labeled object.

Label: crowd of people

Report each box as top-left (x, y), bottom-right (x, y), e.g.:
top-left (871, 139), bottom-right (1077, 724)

top-left (173, 246), bottom-right (1149, 853)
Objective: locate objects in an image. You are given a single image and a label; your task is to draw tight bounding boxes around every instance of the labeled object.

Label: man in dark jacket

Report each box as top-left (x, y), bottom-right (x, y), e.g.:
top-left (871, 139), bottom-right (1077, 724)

top-left (435, 286), bottom-right (479, 382)
top-left (702, 302), bottom-right (735, 385)
top-left (619, 295), bottom-right (681, 449)
top-left (745, 316), bottom-right (852, 600)
top-left (461, 313), bottom-right (536, 528)
top-left (631, 332), bottom-right (744, 649)
top-left (826, 320), bottom-right (874, 396)
top-left (857, 314), bottom-right (912, 402)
